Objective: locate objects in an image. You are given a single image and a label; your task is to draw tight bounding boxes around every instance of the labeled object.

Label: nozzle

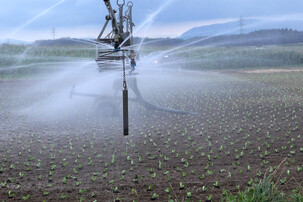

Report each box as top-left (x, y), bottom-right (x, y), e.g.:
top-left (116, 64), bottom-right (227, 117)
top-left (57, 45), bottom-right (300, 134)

top-left (131, 59), bottom-right (136, 67)
top-left (114, 45), bottom-right (120, 52)
top-left (114, 33), bottom-right (120, 51)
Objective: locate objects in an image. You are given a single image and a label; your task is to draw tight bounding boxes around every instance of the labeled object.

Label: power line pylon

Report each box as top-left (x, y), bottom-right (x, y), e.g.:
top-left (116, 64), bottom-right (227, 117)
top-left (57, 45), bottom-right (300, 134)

top-left (239, 16), bottom-right (244, 35)
top-left (51, 27), bottom-right (56, 40)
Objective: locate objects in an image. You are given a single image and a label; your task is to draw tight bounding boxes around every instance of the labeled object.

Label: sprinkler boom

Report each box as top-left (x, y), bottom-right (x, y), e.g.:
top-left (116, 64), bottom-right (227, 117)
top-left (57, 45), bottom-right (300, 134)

top-left (96, 0), bottom-right (137, 71)
top-left (70, 0), bottom-right (196, 136)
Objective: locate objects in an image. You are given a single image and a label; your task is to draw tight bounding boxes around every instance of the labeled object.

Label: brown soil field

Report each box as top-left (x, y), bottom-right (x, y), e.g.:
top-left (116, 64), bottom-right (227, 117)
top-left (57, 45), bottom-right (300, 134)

top-left (0, 69), bottom-right (303, 201)
top-left (242, 68), bottom-right (303, 74)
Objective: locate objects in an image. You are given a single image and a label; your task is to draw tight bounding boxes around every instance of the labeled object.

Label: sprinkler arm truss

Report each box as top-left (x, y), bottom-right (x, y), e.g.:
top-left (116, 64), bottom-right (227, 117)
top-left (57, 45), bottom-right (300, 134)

top-left (76, 0), bottom-right (195, 136)
top-left (96, 0), bottom-right (136, 71)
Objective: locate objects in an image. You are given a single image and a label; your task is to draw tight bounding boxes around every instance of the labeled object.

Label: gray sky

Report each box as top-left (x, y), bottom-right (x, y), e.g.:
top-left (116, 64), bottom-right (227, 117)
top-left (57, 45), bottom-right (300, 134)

top-left (0, 0), bottom-right (303, 41)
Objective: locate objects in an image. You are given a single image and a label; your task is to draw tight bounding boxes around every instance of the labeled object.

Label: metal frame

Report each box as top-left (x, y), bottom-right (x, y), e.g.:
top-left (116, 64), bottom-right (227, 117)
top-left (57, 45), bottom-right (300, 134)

top-left (70, 0), bottom-right (196, 136)
top-left (96, 0), bottom-right (136, 71)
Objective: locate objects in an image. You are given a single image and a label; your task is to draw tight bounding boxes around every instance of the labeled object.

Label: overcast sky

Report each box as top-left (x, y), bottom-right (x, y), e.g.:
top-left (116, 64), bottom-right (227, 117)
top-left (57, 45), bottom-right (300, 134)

top-left (0, 0), bottom-right (303, 41)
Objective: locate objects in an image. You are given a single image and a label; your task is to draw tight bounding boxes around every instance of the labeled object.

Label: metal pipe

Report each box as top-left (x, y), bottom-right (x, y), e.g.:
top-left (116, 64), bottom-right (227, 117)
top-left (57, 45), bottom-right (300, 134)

top-left (103, 0), bottom-right (118, 34)
top-left (119, 5), bottom-right (124, 33)
top-left (128, 3), bottom-right (133, 44)
top-left (123, 89), bottom-right (129, 136)
top-left (97, 18), bottom-right (110, 40)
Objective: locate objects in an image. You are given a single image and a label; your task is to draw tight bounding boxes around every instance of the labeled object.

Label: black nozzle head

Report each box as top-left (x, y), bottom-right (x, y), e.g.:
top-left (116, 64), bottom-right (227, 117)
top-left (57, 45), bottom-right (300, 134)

top-left (131, 59), bottom-right (136, 67)
top-left (114, 41), bottom-right (120, 51)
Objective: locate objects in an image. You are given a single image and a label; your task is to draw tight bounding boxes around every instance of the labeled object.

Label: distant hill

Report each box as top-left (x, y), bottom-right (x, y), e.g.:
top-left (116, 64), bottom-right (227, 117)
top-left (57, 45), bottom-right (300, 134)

top-left (185, 29), bottom-right (303, 47)
top-left (181, 19), bottom-right (303, 39)
top-left (0, 39), bottom-right (32, 45)
top-left (34, 38), bottom-right (95, 47)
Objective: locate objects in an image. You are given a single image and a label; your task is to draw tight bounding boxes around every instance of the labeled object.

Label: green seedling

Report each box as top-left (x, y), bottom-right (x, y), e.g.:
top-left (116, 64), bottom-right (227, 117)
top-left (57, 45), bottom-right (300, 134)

top-left (151, 193), bottom-right (159, 200)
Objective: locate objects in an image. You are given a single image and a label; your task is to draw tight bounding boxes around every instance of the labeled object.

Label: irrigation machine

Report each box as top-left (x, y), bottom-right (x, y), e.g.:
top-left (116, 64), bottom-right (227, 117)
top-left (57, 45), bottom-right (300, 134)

top-left (70, 0), bottom-right (194, 136)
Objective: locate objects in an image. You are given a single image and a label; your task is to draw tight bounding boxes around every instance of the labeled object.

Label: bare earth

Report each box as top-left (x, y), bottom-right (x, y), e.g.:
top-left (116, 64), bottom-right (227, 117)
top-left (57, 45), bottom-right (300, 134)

top-left (0, 70), bottom-right (302, 201)
top-left (242, 68), bottom-right (303, 74)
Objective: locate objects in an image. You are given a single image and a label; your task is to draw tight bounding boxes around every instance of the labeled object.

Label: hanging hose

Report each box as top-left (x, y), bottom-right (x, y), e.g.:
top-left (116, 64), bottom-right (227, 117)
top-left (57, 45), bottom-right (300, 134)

top-left (122, 51), bottom-right (129, 136)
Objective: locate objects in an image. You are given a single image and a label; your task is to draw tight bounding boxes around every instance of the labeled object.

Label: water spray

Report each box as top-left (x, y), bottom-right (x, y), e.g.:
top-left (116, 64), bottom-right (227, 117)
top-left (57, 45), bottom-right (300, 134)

top-left (70, 0), bottom-right (196, 136)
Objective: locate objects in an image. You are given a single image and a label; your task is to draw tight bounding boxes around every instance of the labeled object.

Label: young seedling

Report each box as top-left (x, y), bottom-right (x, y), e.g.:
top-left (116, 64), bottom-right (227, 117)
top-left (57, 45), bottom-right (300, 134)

top-left (8, 190), bottom-right (15, 198)
top-left (158, 161), bottom-right (163, 170)
top-left (151, 193), bottom-right (159, 200)
top-left (182, 171), bottom-right (187, 177)
top-left (73, 167), bottom-right (78, 174)
top-left (280, 177), bottom-right (287, 185)
top-left (61, 194), bottom-right (68, 199)
top-left (19, 172), bottom-right (24, 178)
top-left (62, 177), bottom-right (67, 184)
top-left (90, 192), bottom-right (96, 198)
top-left (227, 172), bottom-right (231, 178)
top-left (78, 163), bottom-right (83, 170)
top-left (186, 191), bottom-right (192, 198)
top-left (207, 170), bottom-right (214, 175)
top-left (113, 186), bottom-right (119, 193)
top-left (50, 164), bottom-right (56, 171)
top-left (111, 154), bottom-right (115, 164)
top-left (79, 189), bottom-right (87, 194)
top-left (163, 171), bottom-right (170, 175)
top-left (131, 188), bottom-right (137, 195)
top-left (93, 172), bottom-right (100, 176)
top-left (214, 181), bottom-right (220, 188)
top-left (248, 178), bottom-right (254, 186)
top-left (91, 176), bottom-right (97, 182)
top-left (179, 182), bottom-right (185, 190)
top-left (22, 194), bottom-right (30, 200)
top-left (49, 170), bottom-right (54, 176)
top-left (10, 164), bottom-right (15, 170)
top-left (7, 178), bottom-right (14, 183)
top-left (43, 191), bottom-right (49, 196)
top-left (206, 194), bottom-right (213, 202)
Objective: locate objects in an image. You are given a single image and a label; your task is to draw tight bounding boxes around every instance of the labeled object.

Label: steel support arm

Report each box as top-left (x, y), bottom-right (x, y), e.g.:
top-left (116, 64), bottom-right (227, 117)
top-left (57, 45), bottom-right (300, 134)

top-left (97, 19), bottom-right (110, 40)
top-left (103, 0), bottom-right (119, 32)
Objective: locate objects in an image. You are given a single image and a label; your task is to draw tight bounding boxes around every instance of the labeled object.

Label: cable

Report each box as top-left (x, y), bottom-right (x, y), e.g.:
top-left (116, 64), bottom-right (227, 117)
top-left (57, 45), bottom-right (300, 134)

top-left (122, 51), bottom-right (127, 90)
